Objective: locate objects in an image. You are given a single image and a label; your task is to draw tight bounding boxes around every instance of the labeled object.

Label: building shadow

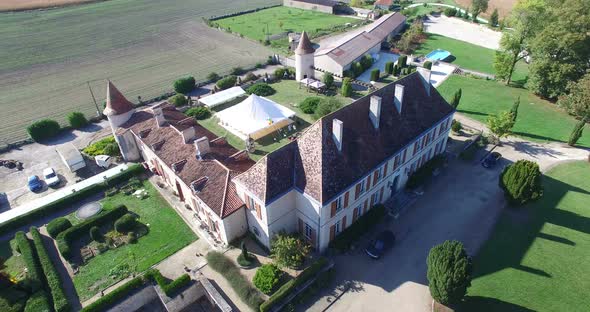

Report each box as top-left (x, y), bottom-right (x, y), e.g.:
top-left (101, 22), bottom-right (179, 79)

top-left (457, 296), bottom-right (536, 312)
top-left (39, 131), bottom-right (78, 146)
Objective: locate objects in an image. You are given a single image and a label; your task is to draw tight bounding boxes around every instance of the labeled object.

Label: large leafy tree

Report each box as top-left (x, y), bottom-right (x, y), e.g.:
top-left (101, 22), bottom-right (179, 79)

top-left (427, 240), bottom-right (473, 306)
top-left (500, 160), bottom-right (543, 205)
top-left (528, 0), bottom-right (590, 99)
top-left (270, 233), bottom-right (310, 269)
top-left (559, 73), bottom-right (590, 146)
top-left (471, 0), bottom-right (489, 22)
top-left (493, 0), bottom-right (546, 85)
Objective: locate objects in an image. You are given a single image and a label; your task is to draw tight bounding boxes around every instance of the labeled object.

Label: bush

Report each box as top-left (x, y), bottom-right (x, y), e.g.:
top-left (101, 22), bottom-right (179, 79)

top-left (406, 155), bottom-right (445, 189)
top-left (14, 231), bottom-right (43, 292)
top-left (360, 54), bottom-right (373, 70)
top-left (89, 226), bottom-right (101, 241)
top-left (300, 97), bottom-right (321, 114)
top-left (83, 136), bottom-right (120, 156)
top-left (385, 61), bottom-right (394, 75)
top-left (186, 106), bottom-right (211, 120)
top-left (341, 77), bottom-right (353, 97)
top-left (27, 119), bottom-right (60, 142)
top-left (274, 68), bottom-right (286, 80)
top-left (207, 72), bottom-right (221, 82)
top-left (127, 231), bottom-right (137, 244)
top-left (423, 61), bottom-right (433, 70)
top-left (393, 64), bottom-right (401, 76)
top-left (244, 72), bottom-right (258, 82)
top-left (246, 83), bottom-right (276, 96)
top-left (30, 227), bottom-right (70, 312)
top-left (499, 160), bottom-right (543, 206)
top-left (329, 205), bottom-right (386, 251)
top-left (451, 119), bottom-right (462, 133)
top-left (351, 62), bottom-right (364, 77)
top-left (427, 240), bottom-right (472, 306)
top-left (323, 72), bottom-right (334, 89)
top-left (81, 275), bottom-right (146, 312)
top-left (173, 76), bottom-right (195, 94)
top-left (67, 112), bottom-right (88, 129)
top-left (114, 213), bottom-right (136, 233)
top-left (57, 205), bottom-right (129, 260)
top-left (206, 251), bottom-right (264, 310)
top-left (216, 75), bottom-right (237, 90)
top-left (168, 94), bottom-right (188, 107)
top-left (0, 164), bottom-right (142, 237)
top-left (253, 264), bottom-right (281, 294)
top-left (24, 291), bottom-right (51, 312)
top-left (315, 98), bottom-right (343, 119)
top-left (146, 269), bottom-right (191, 296)
top-left (46, 217), bottom-right (72, 238)
top-left (444, 7), bottom-right (457, 16)
top-left (260, 257), bottom-right (328, 312)
top-left (370, 69), bottom-right (380, 82)
top-left (398, 55), bottom-right (408, 68)
top-left (271, 234), bottom-right (310, 269)
top-left (231, 67), bottom-right (244, 75)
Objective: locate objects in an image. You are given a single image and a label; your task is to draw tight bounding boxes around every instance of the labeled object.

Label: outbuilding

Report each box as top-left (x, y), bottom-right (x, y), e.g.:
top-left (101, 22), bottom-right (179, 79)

top-left (56, 143), bottom-right (86, 172)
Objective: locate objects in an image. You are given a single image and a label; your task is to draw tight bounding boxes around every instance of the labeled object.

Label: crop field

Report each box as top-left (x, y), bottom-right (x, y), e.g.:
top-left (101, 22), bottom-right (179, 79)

top-left (214, 6), bottom-right (355, 41)
top-left (0, 0), bottom-right (280, 146)
top-left (0, 0), bottom-right (99, 12)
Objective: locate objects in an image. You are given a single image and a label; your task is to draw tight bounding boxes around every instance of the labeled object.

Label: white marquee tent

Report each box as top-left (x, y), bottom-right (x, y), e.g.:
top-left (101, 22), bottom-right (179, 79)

top-left (198, 86), bottom-right (245, 108)
top-left (217, 94), bottom-right (296, 140)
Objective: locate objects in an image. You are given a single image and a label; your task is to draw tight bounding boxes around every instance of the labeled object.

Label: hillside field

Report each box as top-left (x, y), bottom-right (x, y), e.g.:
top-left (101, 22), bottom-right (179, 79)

top-left (0, 0), bottom-right (280, 146)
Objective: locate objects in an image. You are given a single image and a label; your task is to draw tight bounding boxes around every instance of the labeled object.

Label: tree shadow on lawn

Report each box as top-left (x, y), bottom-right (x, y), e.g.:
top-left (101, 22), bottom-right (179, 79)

top-left (503, 139), bottom-right (567, 158)
top-left (472, 173), bottom-right (590, 280)
top-left (457, 109), bottom-right (490, 117)
top-left (457, 296), bottom-right (535, 312)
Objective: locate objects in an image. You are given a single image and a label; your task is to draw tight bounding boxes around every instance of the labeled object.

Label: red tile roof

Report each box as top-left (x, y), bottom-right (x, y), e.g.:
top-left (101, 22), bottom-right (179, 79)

top-left (118, 103), bottom-right (254, 218)
top-left (235, 72), bottom-right (454, 205)
top-left (104, 81), bottom-right (135, 116)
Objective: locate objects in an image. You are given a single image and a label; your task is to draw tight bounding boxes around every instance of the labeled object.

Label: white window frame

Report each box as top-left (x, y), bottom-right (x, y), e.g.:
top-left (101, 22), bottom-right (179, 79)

top-left (358, 181), bottom-right (366, 195)
top-left (304, 223), bottom-right (312, 240)
top-left (335, 220), bottom-right (342, 234)
top-left (335, 196), bottom-right (344, 213)
top-left (248, 197), bottom-right (255, 210)
top-left (354, 205), bottom-right (362, 218)
top-left (371, 192), bottom-right (379, 206)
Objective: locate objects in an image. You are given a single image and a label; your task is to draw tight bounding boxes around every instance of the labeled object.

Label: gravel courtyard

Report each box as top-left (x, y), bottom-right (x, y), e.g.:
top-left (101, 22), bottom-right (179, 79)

top-left (423, 15), bottom-right (502, 50)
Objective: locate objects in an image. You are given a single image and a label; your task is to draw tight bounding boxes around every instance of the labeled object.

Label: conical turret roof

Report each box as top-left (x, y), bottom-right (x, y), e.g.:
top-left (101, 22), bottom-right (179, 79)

top-left (104, 80), bottom-right (134, 116)
top-left (295, 31), bottom-right (315, 55)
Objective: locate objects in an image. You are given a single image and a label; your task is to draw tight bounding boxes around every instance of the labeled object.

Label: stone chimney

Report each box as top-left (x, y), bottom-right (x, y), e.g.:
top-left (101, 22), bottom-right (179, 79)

top-left (417, 68), bottom-right (432, 96)
top-left (181, 127), bottom-right (195, 143)
top-left (394, 84), bottom-right (404, 114)
top-left (195, 136), bottom-right (210, 159)
top-left (152, 107), bottom-right (166, 127)
top-left (332, 119), bottom-right (343, 152)
top-left (369, 96), bottom-right (382, 129)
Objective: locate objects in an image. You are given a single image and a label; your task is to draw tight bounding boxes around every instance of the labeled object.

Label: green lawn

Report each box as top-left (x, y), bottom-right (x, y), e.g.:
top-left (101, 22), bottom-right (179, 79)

top-left (198, 80), bottom-right (353, 161)
top-left (415, 33), bottom-right (529, 81)
top-left (72, 180), bottom-right (197, 301)
top-left (0, 240), bottom-right (26, 281)
top-left (461, 161), bottom-right (590, 311)
top-left (437, 75), bottom-right (589, 147)
top-left (214, 6), bottom-right (355, 41)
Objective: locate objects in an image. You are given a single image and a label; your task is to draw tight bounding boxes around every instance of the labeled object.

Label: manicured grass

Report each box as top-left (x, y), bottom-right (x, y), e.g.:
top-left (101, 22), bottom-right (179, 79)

top-left (0, 240), bottom-right (26, 281)
top-left (214, 6), bottom-right (355, 42)
top-left (415, 33), bottom-right (529, 79)
top-left (437, 75), bottom-right (589, 147)
top-left (198, 80), bottom-right (352, 161)
top-left (462, 161), bottom-right (590, 311)
top-left (72, 180), bottom-right (197, 301)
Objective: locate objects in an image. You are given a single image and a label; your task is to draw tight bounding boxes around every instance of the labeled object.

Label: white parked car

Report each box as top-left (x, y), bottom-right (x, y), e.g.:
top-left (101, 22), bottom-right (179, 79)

top-left (43, 168), bottom-right (61, 187)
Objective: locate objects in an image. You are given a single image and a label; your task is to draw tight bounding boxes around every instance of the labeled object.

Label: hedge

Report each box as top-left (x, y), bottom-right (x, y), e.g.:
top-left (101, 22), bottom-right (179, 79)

top-left (329, 205), bottom-right (387, 252)
top-left (82, 136), bottom-right (120, 157)
top-left (253, 264), bottom-right (281, 294)
top-left (260, 257), bottom-right (329, 312)
top-left (14, 231), bottom-right (43, 292)
top-left (186, 106), bottom-right (211, 120)
top-left (168, 94), bottom-right (188, 107)
top-left (27, 119), bottom-right (61, 142)
top-left (370, 69), bottom-right (380, 82)
top-left (385, 61), bottom-right (394, 75)
top-left (114, 213), bottom-right (136, 233)
top-left (24, 291), bottom-right (51, 312)
top-left (80, 275), bottom-right (146, 312)
top-left (299, 97), bottom-right (321, 114)
top-left (146, 269), bottom-right (191, 297)
top-left (0, 163), bottom-right (143, 237)
top-left (30, 227), bottom-right (70, 312)
top-left (206, 251), bottom-right (264, 310)
top-left (56, 205), bottom-right (128, 260)
top-left (246, 83), bottom-right (276, 96)
top-left (46, 217), bottom-right (72, 238)
top-left (216, 75), bottom-right (237, 90)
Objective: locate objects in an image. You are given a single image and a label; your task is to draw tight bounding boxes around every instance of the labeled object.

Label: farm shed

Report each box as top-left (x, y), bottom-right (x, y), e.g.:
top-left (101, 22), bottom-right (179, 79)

top-left (199, 86), bottom-right (246, 108)
top-left (216, 94), bottom-right (296, 140)
top-left (56, 143), bottom-right (86, 172)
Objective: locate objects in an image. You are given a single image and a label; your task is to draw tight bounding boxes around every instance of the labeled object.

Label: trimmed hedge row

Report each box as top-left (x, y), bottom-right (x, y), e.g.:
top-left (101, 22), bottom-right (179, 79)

top-left (24, 291), bottom-right (51, 312)
top-left (14, 231), bottom-right (43, 292)
top-left (56, 205), bottom-right (128, 260)
top-left (329, 205), bottom-right (387, 252)
top-left (30, 227), bottom-right (70, 312)
top-left (46, 217), bottom-right (72, 238)
top-left (80, 275), bottom-right (146, 312)
top-left (260, 257), bottom-right (329, 312)
top-left (0, 163), bottom-right (143, 237)
top-left (146, 269), bottom-right (191, 297)
top-left (206, 251), bottom-right (264, 310)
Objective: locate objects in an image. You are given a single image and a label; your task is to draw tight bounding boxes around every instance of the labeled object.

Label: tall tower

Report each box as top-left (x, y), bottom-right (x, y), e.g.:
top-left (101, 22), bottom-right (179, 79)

top-left (295, 31), bottom-right (315, 81)
top-left (104, 81), bottom-right (140, 161)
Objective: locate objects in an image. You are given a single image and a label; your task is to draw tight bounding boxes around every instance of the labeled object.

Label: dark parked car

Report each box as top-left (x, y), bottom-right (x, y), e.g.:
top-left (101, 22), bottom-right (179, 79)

top-left (27, 175), bottom-right (43, 192)
top-left (482, 152), bottom-right (502, 168)
top-left (365, 230), bottom-right (396, 259)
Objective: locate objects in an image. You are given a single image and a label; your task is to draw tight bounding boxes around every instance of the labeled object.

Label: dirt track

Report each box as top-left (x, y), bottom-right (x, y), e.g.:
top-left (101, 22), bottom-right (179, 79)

top-left (0, 0), bottom-right (103, 11)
